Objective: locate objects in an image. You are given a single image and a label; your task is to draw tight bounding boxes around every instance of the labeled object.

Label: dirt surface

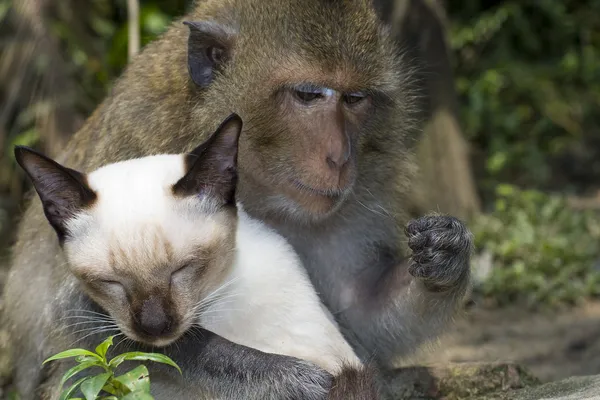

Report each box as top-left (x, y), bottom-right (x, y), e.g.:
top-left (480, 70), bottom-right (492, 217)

top-left (413, 301), bottom-right (600, 383)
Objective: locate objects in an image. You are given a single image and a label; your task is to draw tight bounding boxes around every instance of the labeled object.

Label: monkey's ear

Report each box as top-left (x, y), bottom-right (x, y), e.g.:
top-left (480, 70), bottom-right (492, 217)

top-left (14, 146), bottom-right (97, 242)
top-left (173, 113), bottom-right (243, 205)
top-left (183, 20), bottom-right (237, 88)
top-left (371, 0), bottom-right (393, 25)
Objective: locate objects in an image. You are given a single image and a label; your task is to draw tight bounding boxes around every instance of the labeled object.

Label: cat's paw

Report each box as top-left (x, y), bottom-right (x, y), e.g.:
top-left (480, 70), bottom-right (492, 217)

top-left (405, 214), bottom-right (473, 292)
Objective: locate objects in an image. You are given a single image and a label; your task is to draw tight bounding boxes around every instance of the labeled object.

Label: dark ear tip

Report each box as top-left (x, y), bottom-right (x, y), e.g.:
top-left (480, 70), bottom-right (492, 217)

top-left (13, 145), bottom-right (34, 163)
top-left (183, 20), bottom-right (198, 31)
top-left (216, 113), bottom-right (243, 134)
top-left (224, 112), bottom-right (243, 125)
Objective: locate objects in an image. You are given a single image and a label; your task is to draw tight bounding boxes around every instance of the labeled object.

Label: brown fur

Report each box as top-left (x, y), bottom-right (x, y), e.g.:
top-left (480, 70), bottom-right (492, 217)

top-left (328, 363), bottom-right (380, 400)
top-left (4, 0), bottom-right (472, 398)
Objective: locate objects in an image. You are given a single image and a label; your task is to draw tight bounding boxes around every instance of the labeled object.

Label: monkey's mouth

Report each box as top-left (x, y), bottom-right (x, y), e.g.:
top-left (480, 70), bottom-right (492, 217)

top-left (283, 177), bottom-right (353, 216)
top-left (290, 179), bottom-right (346, 199)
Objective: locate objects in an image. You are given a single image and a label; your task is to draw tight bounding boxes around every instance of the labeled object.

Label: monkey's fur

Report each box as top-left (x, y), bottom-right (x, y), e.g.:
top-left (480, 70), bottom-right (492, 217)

top-left (3, 0), bottom-right (473, 398)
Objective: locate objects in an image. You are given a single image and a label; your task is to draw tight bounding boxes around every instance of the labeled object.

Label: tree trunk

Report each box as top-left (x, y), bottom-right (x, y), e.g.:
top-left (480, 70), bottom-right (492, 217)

top-left (383, 0), bottom-right (481, 221)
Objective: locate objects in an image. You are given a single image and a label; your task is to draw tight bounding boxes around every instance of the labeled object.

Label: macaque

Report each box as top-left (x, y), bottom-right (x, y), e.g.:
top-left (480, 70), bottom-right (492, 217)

top-left (3, 0), bottom-right (472, 398)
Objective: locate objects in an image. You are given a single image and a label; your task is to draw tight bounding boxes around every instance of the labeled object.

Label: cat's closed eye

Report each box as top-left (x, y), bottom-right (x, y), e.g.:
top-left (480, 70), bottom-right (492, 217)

top-left (89, 279), bottom-right (125, 296)
top-left (171, 264), bottom-right (193, 284)
top-left (100, 279), bottom-right (121, 286)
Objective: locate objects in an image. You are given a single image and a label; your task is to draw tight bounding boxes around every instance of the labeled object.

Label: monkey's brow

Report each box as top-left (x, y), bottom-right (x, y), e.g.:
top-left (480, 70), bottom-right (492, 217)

top-left (291, 82), bottom-right (335, 95)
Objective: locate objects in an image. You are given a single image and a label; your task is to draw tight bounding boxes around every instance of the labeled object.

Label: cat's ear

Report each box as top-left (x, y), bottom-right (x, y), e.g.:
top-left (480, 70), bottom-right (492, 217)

top-left (173, 113), bottom-right (242, 205)
top-left (184, 20), bottom-right (237, 88)
top-left (14, 146), bottom-right (97, 242)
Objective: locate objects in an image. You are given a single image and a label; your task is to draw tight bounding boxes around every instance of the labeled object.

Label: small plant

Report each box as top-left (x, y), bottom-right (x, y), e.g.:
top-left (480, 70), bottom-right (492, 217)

top-left (43, 336), bottom-right (181, 400)
top-left (473, 184), bottom-right (600, 307)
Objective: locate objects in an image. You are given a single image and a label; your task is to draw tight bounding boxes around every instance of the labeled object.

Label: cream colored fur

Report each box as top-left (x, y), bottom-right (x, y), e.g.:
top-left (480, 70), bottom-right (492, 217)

top-left (63, 153), bottom-right (360, 373)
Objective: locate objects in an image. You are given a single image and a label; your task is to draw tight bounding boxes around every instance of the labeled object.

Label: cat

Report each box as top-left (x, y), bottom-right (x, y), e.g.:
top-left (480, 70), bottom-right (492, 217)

top-left (14, 113), bottom-right (375, 399)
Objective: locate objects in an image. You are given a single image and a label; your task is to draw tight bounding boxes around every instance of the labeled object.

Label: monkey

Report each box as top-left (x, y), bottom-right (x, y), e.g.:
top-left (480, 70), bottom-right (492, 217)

top-left (3, 0), bottom-right (473, 398)
top-left (13, 113), bottom-right (378, 399)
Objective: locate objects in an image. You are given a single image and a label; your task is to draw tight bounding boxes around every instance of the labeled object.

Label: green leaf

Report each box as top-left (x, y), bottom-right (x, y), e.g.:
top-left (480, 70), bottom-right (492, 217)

top-left (101, 383), bottom-right (118, 396)
top-left (59, 361), bottom-right (103, 390)
top-left (76, 355), bottom-right (103, 364)
top-left (108, 378), bottom-right (133, 395)
top-left (114, 365), bottom-right (150, 393)
top-left (109, 352), bottom-right (181, 374)
top-left (121, 391), bottom-right (155, 400)
top-left (59, 376), bottom-right (90, 400)
top-left (80, 372), bottom-right (111, 400)
top-left (44, 349), bottom-right (102, 364)
top-left (95, 336), bottom-right (114, 362)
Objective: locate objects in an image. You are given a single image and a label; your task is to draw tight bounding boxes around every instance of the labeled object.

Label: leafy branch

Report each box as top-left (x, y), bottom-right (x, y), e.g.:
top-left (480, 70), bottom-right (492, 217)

top-left (43, 336), bottom-right (181, 400)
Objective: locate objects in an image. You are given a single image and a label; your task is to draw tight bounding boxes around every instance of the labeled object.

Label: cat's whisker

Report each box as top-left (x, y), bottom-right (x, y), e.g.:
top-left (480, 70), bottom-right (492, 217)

top-left (114, 334), bottom-right (131, 350)
top-left (187, 298), bottom-right (241, 322)
top-left (58, 315), bottom-right (115, 323)
top-left (72, 327), bottom-right (122, 347)
top-left (64, 309), bottom-right (112, 318)
top-left (61, 320), bottom-right (116, 330)
top-left (68, 324), bottom-right (120, 338)
top-left (196, 308), bottom-right (242, 317)
top-left (188, 326), bottom-right (205, 343)
top-left (197, 276), bottom-right (241, 304)
top-left (191, 291), bottom-right (242, 313)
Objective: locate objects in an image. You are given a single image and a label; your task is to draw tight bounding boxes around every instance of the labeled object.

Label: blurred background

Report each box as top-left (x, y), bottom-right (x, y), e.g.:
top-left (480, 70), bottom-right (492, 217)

top-left (0, 0), bottom-right (599, 384)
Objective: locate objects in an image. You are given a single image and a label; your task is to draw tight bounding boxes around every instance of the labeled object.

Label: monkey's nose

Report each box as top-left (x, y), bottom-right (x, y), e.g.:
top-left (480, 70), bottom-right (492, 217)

top-left (138, 297), bottom-right (172, 336)
top-left (326, 151), bottom-right (350, 170)
top-left (325, 135), bottom-right (351, 171)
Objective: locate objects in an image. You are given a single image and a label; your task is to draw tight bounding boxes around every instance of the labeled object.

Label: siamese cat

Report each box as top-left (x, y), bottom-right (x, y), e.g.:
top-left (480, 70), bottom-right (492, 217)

top-left (14, 113), bottom-right (372, 399)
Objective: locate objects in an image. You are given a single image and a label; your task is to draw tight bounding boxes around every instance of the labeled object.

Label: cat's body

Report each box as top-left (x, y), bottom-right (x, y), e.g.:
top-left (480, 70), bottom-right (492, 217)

top-left (204, 208), bottom-right (360, 374)
top-left (74, 151), bottom-right (359, 373)
top-left (12, 115), bottom-right (372, 399)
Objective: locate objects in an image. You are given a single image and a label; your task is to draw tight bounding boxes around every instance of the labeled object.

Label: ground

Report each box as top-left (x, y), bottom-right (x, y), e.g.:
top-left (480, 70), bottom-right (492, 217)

top-left (413, 300), bottom-right (600, 382)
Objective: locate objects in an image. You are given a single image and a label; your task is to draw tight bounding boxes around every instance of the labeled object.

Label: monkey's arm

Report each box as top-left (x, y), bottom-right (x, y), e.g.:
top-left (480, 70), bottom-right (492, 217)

top-left (340, 215), bottom-right (473, 367)
top-left (144, 329), bottom-right (333, 400)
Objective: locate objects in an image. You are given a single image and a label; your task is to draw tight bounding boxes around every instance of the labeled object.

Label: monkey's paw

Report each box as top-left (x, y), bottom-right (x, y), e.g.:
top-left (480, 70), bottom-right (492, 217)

top-left (405, 214), bottom-right (473, 292)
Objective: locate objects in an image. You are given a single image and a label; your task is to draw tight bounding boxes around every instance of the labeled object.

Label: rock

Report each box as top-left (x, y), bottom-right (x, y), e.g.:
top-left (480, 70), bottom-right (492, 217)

top-left (479, 375), bottom-right (600, 400)
top-left (380, 362), bottom-right (539, 399)
top-left (381, 363), bottom-right (600, 400)
top-left (0, 315), bottom-right (13, 399)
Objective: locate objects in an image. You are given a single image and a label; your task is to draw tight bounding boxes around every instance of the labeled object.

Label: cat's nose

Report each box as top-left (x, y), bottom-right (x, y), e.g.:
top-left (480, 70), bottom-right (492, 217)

top-left (138, 296), bottom-right (172, 336)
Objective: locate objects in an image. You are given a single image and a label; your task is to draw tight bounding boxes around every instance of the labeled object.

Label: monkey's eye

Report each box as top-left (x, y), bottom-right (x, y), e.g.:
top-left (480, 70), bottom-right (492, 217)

top-left (294, 90), bottom-right (323, 103)
top-left (292, 84), bottom-right (331, 103)
top-left (343, 92), bottom-right (367, 105)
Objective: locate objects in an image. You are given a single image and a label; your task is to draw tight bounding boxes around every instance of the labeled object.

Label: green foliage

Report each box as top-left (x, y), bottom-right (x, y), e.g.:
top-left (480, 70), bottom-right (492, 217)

top-left (43, 336), bottom-right (181, 400)
top-left (0, 0), bottom-right (187, 197)
top-left (473, 184), bottom-right (600, 307)
top-left (449, 1), bottom-right (600, 195)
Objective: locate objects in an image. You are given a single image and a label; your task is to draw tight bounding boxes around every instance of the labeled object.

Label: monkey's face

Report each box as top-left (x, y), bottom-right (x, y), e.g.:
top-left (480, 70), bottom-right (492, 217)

top-left (184, 0), bottom-right (406, 222)
top-left (236, 83), bottom-right (373, 218)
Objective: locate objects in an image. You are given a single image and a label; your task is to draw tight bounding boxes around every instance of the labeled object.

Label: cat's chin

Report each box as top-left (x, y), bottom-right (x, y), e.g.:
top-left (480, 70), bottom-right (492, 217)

top-left (126, 331), bottom-right (185, 348)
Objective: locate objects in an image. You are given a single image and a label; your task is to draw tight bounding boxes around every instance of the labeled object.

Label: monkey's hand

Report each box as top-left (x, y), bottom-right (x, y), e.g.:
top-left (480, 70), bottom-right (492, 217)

top-left (405, 214), bottom-right (473, 292)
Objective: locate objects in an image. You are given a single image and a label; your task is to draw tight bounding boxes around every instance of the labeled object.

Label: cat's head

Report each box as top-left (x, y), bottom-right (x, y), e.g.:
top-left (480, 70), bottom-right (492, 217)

top-left (15, 114), bottom-right (243, 347)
